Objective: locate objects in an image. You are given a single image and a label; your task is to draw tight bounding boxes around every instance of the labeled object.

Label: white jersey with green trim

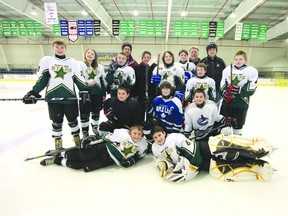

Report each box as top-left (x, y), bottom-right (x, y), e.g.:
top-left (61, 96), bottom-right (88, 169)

top-left (176, 61), bottom-right (196, 73)
top-left (104, 129), bottom-right (148, 166)
top-left (78, 62), bottom-right (106, 93)
top-left (152, 133), bottom-right (196, 165)
top-left (36, 56), bottom-right (85, 97)
top-left (153, 63), bottom-right (185, 89)
top-left (185, 76), bottom-right (216, 102)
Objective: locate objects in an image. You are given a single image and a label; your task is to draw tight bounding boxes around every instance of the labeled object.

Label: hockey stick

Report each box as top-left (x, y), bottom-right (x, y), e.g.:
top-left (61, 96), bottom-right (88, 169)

top-left (189, 123), bottom-right (229, 141)
top-left (24, 139), bottom-right (104, 161)
top-left (0, 97), bottom-right (79, 102)
top-left (155, 54), bottom-right (161, 96)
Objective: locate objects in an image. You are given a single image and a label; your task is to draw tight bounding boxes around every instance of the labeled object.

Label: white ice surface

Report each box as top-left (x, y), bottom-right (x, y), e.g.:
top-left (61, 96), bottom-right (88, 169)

top-left (0, 81), bottom-right (288, 216)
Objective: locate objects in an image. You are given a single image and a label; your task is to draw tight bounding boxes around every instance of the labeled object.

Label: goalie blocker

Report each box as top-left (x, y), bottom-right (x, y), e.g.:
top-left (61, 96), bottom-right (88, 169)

top-left (208, 134), bottom-right (275, 182)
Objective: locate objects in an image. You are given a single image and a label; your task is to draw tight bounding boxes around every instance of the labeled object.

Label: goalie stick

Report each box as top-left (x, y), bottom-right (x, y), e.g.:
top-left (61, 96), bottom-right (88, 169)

top-left (0, 97), bottom-right (79, 102)
top-left (24, 139), bottom-right (104, 161)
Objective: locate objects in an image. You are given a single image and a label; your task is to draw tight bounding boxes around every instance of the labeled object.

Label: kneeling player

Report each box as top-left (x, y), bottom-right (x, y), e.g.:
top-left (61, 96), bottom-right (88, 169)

top-left (40, 125), bottom-right (148, 172)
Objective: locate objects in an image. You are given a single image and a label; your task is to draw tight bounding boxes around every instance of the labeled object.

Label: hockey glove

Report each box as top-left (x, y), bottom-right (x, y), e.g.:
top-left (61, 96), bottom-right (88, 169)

top-left (110, 61), bottom-right (120, 71)
top-left (230, 85), bottom-right (241, 95)
top-left (151, 74), bottom-right (162, 85)
top-left (113, 77), bottom-right (122, 85)
top-left (79, 89), bottom-right (91, 104)
top-left (184, 71), bottom-right (192, 84)
top-left (22, 90), bottom-right (41, 104)
top-left (174, 90), bottom-right (184, 101)
top-left (80, 135), bottom-right (97, 149)
top-left (222, 90), bottom-right (233, 103)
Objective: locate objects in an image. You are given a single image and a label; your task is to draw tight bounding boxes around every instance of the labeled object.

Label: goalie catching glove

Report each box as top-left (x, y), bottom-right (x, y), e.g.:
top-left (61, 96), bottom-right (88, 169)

top-left (208, 134), bottom-right (275, 161)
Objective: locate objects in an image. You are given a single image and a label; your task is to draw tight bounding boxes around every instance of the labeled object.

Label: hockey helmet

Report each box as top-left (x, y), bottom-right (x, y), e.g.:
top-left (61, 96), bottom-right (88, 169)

top-left (121, 42), bottom-right (132, 51)
top-left (206, 42), bottom-right (218, 52)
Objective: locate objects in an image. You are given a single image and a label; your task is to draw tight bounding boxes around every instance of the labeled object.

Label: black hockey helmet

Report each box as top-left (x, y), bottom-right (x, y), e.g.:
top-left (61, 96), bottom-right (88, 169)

top-left (206, 42), bottom-right (218, 52)
top-left (121, 42), bottom-right (132, 51)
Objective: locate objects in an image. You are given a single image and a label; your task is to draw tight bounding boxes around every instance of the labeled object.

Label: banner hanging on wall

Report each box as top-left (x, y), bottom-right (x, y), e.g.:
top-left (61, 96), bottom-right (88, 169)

top-left (44, 3), bottom-right (58, 25)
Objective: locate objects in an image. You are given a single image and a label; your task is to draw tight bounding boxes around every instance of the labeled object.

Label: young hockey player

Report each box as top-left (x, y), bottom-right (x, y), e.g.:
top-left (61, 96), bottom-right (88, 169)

top-left (184, 89), bottom-right (230, 141)
top-left (151, 51), bottom-right (185, 101)
top-left (151, 125), bottom-right (275, 182)
top-left (146, 81), bottom-right (184, 134)
top-left (151, 125), bottom-right (202, 182)
top-left (22, 39), bottom-right (94, 151)
top-left (184, 63), bottom-right (216, 106)
top-left (78, 48), bottom-right (106, 138)
top-left (176, 49), bottom-right (196, 84)
top-left (40, 125), bottom-right (148, 172)
top-left (220, 50), bottom-right (258, 135)
top-left (105, 52), bottom-right (135, 97)
top-left (99, 86), bottom-right (141, 135)
top-left (131, 50), bottom-right (157, 121)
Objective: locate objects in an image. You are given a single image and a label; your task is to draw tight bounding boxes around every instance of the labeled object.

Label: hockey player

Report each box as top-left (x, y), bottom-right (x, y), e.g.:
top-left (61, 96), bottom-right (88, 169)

top-left (176, 49), bottom-right (196, 84)
top-left (200, 42), bottom-right (226, 102)
top-left (151, 51), bottom-right (185, 101)
top-left (22, 39), bottom-right (94, 151)
top-left (131, 50), bottom-right (157, 121)
top-left (151, 125), bottom-right (202, 182)
top-left (40, 125), bottom-right (148, 172)
top-left (146, 81), bottom-right (184, 134)
top-left (151, 125), bottom-right (275, 182)
top-left (105, 52), bottom-right (135, 97)
top-left (220, 50), bottom-right (258, 135)
top-left (184, 63), bottom-right (216, 105)
top-left (78, 48), bottom-right (106, 138)
top-left (99, 86), bottom-right (141, 135)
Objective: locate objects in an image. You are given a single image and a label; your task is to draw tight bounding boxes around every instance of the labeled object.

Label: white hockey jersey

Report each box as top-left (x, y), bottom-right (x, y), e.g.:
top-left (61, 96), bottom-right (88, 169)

top-left (32, 56), bottom-right (86, 104)
top-left (184, 100), bottom-right (224, 134)
top-left (104, 129), bottom-right (148, 166)
top-left (185, 76), bottom-right (216, 102)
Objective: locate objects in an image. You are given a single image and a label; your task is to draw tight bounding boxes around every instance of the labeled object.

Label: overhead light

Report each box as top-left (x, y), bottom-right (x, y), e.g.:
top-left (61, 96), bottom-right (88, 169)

top-left (31, 5), bottom-right (37, 16)
top-left (230, 12), bottom-right (236, 18)
top-left (133, 10), bottom-right (139, 16)
top-left (181, 10), bottom-right (187, 17)
top-left (81, 10), bottom-right (88, 16)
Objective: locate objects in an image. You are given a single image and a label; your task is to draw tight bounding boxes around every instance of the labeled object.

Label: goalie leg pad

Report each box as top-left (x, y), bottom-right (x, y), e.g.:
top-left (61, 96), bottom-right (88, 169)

top-left (209, 158), bottom-right (274, 182)
top-left (208, 134), bottom-right (274, 161)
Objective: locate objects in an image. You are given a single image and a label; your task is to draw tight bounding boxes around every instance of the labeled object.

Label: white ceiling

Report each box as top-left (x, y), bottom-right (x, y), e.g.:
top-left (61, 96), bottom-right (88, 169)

top-left (0, 0), bottom-right (287, 43)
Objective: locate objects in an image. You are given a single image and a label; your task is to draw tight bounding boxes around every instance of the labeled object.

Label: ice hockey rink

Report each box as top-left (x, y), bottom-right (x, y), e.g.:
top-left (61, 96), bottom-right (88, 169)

top-left (0, 81), bottom-right (287, 216)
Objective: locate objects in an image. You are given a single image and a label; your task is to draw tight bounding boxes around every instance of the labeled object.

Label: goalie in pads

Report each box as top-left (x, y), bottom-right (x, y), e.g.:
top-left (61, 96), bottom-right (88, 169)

top-left (151, 125), bottom-right (202, 182)
top-left (208, 134), bottom-right (275, 182)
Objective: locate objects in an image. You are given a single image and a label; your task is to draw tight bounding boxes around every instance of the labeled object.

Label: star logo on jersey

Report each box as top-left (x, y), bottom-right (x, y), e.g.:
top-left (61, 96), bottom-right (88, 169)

top-left (117, 71), bottom-right (125, 79)
top-left (54, 66), bottom-right (67, 79)
top-left (121, 142), bottom-right (137, 157)
top-left (87, 69), bottom-right (98, 80)
top-left (231, 74), bottom-right (241, 85)
top-left (162, 72), bottom-right (169, 80)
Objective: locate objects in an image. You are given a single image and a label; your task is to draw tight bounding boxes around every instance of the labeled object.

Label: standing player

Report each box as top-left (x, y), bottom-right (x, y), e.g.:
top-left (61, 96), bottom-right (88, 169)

top-left (105, 52), bottom-right (135, 97)
top-left (78, 48), bottom-right (106, 138)
top-left (99, 86), bottom-right (141, 135)
top-left (40, 125), bottom-right (148, 172)
top-left (184, 63), bottom-right (216, 106)
top-left (151, 51), bottom-right (185, 101)
top-left (220, 50), bottom-right (258, 135)
top-left (176, 49), bottom-right (196, 84)
top-left (22, 39), bottom-right (93, 151)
